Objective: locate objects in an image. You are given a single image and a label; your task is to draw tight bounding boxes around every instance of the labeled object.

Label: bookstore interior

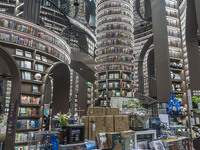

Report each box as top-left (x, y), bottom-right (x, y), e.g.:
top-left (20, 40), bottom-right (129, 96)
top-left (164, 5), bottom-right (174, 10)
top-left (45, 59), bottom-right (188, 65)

top-left (0, 0), bottom-right (200, 149)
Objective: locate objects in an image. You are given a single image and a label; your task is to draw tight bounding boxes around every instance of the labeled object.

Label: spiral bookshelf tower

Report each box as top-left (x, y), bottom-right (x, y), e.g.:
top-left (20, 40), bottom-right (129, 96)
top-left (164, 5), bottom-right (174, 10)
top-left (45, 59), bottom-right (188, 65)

top-left (95, 0), bottom-right (134, 106)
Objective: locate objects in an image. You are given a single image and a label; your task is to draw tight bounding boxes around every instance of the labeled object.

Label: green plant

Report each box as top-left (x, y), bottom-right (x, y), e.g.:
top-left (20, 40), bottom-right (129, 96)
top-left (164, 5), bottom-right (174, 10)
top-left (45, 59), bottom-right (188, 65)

top-left (57, 110), bottom-right (71, 127)
top-left (192, 96), bottom-right (200, 105)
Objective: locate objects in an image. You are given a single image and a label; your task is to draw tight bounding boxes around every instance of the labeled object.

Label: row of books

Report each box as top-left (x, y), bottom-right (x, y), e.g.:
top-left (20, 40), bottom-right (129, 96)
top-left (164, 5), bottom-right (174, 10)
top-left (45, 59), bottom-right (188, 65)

top-left (99, 73), bottom-right (132, 80)
top-left (98, 0), bottom-right (130, 4)
top-left (167, 19), bottom-right (179, 27)
top-left (122, 82), bottom-right (132, 88)
top-left (98, 2), bottom-right (131, 13)
top-left (18, 108), bottom-right (39, 117)
top-left (0, 32), bottom-right (66, 61)
top-left (97, 47), bottom-right (131, 55)
top-left (15, 49), bottom-right (48, 62)
top-left (166, 9), bottom-right (178, 18)
top-left (96, 64), bottom-right (132, 72)
top-left (20, 95), bottom-right (40, 104)
top-left (98, 32), bottom-right (132, 40)
top-left (98, 17), bottom-right (131, 26)
top-left (108, 82), bottom-right (120, 88)
top-left (0, 18), bottom-right (66, 50)
top-left (99, 82), bottom-right (107, 89)
top-left (100, 81), bottom-right (133, 89)
top-left (15, 132), bottom-right (36, 142)
top-left (165, 1), bottom-right (177, 9)
top-left (96, 24), bottom-right (132, 33)
top-left (169, 50), bottom-right (182, 58)
top-left (98, 39), bottom-right (131, 47)
top-left (99, 90), bottom-right (132, 98)
top-left (16, 120), bottom-right (39, 129)
top-left (98, 9), bottom-right (131, 20)
top-left (167, 28), bottom-right (180, 37)
top-left (168, 39), bottom-right (181, 47)
top-left (97, 56), bottom-right (132, 63)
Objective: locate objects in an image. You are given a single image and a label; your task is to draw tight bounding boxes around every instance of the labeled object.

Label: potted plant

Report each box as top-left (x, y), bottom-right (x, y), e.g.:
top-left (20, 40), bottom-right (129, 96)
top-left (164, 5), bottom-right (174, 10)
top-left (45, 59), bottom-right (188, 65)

top-left (57, 110), bottom-right (71, 144)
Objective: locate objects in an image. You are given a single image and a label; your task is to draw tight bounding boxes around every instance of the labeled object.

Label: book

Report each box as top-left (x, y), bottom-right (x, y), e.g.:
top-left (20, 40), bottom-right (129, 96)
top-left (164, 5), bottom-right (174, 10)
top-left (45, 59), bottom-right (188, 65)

top-left (25, 51), bottom-right (32, 58)
top-left (16, 49), bottom-right (23, 56)
top-left (22, 71), bottom-right (31, 80)
top-left (32, 85), bottom-right (38, 93)
top-left (35, 54), bottom-right (41, 60)
top-left (24, 61), bottom-right (31, 69)
top-left (97, 133), bottom-right (110, 149)
top-left (35, 64), bottom-right (44, 72)
top-left (41, 56), bottom-right (47, 62)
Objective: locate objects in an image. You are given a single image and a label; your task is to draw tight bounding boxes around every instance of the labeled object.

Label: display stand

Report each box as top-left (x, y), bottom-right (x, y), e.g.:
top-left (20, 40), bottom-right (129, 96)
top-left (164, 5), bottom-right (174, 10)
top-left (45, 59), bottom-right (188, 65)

top-left (134, 130), bottom-right (157, 148)
top-left (66, 125), bottom-right (85, 144)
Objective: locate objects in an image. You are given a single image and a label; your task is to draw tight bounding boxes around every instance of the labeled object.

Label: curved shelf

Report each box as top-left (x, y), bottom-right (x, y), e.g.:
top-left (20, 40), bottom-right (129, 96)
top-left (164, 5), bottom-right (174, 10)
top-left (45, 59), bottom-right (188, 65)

top-left (0, 31), bottom-right (69, 63)
top-left (97, 0), bottom-right (133, 12)
top-left (96, 14), bottom-right (133, 27)
top-left (97, 29), bottom-right (134, 40)
top-left (96, 44), bottom-right (133, 52)
top-left (96, 51), bottom-right (133, 57)
top-left (96, 62), bottom-right (133, 67)
top-left (96, 21), bottom-right (134, 32)
top-left (0, 13), bottom-right (70, 54)
top-left (97, 37), bottom-right (134, 46)
top-left (96, 7), bottom-right (133, 20)
top-left (96, 27), bottom-right (133, 35)
top-left (96, 53), bottom-right (133, 59)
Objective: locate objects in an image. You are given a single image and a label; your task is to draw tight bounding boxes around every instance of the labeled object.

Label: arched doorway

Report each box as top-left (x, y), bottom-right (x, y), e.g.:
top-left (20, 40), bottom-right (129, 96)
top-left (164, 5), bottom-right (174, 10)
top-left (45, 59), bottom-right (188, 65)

top-left (44, 62), bottom-right (70, 117)
top-left (0, 46), bottom-right (21, 150)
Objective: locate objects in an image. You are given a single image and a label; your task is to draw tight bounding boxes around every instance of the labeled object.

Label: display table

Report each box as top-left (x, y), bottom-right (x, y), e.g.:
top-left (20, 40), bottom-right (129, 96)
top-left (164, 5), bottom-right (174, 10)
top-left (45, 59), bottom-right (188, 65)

top-left (59, 140), bottom-right (95, 150)
top-left (134, 130), bottom-right (157, 148)
top-left (162, 137), bottom-right (192, 150)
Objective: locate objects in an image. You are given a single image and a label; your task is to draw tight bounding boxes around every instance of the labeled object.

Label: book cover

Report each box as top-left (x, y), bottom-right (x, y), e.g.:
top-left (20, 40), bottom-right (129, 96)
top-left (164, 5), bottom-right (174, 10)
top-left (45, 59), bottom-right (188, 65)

top-left (21, 95), bottom-right (28, 104)
top-left (32, 85), bottom-right (38, 93)
top-left (25, 51), bottom-right (32, 58)
top-left (107, 133), bottom-right (122, 150)
top-left (24, 71), bottom-right (31, 80)
top-left (41, 56), bottom-right (47, 62)
top-left (97, 133), bottom-right (110, 149)
top-left (35, 54), bottom-right (41, 60)
top-left (16, 49), bottom-right (23, 56)
top-left (24, 61), bottom-right (31, 69)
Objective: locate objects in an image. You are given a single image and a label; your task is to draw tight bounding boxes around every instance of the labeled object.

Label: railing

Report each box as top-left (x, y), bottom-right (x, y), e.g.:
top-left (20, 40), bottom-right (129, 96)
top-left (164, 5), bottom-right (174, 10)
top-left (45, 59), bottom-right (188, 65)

top-left (40, 0), bottom-right (71, 41)
top-left (40, 0), bottom-right (96, 59)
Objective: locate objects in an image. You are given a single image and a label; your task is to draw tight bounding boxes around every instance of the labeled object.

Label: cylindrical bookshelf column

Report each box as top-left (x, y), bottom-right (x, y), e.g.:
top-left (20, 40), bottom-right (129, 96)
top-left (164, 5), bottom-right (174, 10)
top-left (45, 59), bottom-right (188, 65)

top-left (95, 0), bottom-right (134, 106)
